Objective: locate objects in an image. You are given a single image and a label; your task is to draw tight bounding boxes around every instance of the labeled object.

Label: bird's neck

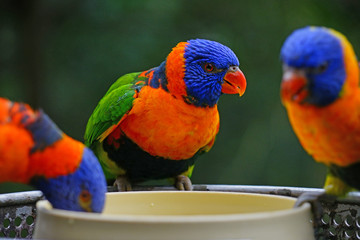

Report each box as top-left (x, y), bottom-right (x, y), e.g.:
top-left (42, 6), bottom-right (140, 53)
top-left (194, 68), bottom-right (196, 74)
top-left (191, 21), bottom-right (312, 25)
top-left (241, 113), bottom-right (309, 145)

top-left (147, 61), bottom-right (169, 91)
top-left (146, 42), bottom-right (188, 98)
top-left (28, 134), bottom-right (84, 180)
top-left (338, 34), bottom-right (359, 99)
top-left (26, 111), bottom-right (63, 152)
top-left (164, 42), bottom-right (188, 96)
top-left (147, 64), bottom-right (219, 108)
top-left (26, 113), bottom-right (84, 180)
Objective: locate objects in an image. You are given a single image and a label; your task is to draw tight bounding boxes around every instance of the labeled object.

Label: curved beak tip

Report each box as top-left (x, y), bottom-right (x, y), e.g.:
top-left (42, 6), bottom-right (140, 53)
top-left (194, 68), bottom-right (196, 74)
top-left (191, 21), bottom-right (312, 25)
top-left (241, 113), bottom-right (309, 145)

top-left (222, 68), bottom-right (247, 96)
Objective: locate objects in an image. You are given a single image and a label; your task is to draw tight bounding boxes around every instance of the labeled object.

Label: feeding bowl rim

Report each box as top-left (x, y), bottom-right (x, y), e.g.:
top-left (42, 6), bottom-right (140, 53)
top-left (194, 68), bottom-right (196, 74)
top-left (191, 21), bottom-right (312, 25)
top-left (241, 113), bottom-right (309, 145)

top-left (36, 191), bottom-right (310, 223)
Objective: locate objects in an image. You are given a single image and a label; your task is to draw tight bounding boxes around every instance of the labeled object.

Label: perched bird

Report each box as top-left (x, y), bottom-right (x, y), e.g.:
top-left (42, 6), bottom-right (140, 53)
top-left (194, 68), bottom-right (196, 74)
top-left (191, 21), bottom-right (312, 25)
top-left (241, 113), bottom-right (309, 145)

top-left (0, 98), bottom-right (106, 213)
top-left (84, 39), bottom-right (247, 191)
top-left (280, 26), bottom-right (360, 197)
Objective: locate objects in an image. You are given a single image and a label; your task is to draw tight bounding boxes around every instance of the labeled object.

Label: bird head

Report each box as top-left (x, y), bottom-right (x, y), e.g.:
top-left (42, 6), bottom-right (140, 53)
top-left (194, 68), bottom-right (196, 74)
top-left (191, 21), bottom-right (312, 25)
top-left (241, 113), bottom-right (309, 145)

top-left (280, 26), bottom-right (358, 107)
top-left (149, 39), bottom-right (246, 107)
top-left (31, 147), bottom-right (106, 213)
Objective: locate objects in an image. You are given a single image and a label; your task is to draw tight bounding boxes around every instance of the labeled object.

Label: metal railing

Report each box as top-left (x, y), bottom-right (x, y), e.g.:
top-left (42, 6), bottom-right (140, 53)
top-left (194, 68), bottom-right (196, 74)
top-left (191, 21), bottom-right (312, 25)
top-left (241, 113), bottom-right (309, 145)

top-left (1, 185), bottom-right (360, 239)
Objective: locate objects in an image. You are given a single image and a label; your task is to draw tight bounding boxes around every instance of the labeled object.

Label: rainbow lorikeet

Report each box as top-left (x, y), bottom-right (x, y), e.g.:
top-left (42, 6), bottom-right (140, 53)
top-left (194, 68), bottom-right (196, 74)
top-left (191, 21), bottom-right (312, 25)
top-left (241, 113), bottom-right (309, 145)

top-left (0, 98), bottom-right (106, 212)
top-left (84, 39), bottom-right (247, 191)
top-left (280, 26), bottom-right (360, 198)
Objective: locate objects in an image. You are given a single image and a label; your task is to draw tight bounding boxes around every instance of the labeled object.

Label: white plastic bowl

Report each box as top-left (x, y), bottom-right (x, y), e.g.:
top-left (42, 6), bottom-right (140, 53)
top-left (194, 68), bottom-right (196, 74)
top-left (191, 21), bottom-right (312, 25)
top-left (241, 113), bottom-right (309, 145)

top-left (33, 191), bottom-right (314, 240)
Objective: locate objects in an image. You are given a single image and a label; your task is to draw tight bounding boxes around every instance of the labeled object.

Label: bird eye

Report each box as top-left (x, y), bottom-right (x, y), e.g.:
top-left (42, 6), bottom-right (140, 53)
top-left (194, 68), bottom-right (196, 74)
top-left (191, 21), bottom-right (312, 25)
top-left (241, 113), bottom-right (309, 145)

top-left (203, 63), bottom-right (215, 72)
top-left (78, 189), bottom-right (93, 212)
top-left (79, 189), bottom-right (91, 202)
top-left (312, 62), bottom-right (328, 74)
top-left (318, 62), bottom-right (328, 72)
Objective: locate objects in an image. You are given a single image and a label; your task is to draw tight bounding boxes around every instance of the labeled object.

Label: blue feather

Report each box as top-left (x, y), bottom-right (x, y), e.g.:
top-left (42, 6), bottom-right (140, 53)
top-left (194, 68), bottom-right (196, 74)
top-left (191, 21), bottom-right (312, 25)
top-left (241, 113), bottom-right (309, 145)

top-left (149, 61), bottom-right (169, 91)
top-left (26, 110), bottom-right (63, 152)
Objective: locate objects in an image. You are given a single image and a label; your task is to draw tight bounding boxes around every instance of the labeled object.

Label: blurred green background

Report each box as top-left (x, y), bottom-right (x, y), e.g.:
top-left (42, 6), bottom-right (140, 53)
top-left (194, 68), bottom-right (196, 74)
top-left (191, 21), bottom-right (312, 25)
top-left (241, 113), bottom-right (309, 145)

top-left (1, 0), bottom-right (360, 193)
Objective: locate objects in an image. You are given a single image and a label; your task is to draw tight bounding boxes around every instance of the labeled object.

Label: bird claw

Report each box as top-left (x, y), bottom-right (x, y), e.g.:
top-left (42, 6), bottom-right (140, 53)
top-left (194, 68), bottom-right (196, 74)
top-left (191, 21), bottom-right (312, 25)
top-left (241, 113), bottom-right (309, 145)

top-left (113, 175), bottom-right (132, 191)
top-left (175, 175), bottom-right (193, 191)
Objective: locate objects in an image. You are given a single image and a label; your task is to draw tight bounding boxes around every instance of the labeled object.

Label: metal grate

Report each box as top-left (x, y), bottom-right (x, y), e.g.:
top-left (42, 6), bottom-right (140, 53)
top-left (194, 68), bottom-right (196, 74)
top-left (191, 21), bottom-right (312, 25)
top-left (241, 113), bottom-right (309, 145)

top-left (1, 185), bottom-right (360, 239)
top-left (317, 197), bottom-right (360, 240)
top-left (0, 191), bottom-right (43, 239)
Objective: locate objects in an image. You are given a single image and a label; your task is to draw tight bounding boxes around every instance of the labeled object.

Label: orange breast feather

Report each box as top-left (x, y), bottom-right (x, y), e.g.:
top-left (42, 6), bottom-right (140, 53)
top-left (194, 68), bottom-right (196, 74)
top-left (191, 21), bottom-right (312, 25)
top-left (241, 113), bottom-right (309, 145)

top-left (0, 125), bottom-right (33, 183)
top-left (119, 86), bottom-right (220, 160)
top-left (0, 98), bottom-right (11, 123)
top-left (284, 88), bottom-right (360, 167)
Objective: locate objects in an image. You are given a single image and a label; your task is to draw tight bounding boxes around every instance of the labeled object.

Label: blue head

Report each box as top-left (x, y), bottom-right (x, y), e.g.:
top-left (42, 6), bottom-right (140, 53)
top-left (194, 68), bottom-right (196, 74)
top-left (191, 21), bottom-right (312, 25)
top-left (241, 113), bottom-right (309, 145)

top-left (32, 147), bottom-right (106, 213)
top-left (183, 39), bottom-right (246, 107)
top-left (280, 26), bottom-right (347, 106)
top-left (154, 39), bottom-right (246, 107)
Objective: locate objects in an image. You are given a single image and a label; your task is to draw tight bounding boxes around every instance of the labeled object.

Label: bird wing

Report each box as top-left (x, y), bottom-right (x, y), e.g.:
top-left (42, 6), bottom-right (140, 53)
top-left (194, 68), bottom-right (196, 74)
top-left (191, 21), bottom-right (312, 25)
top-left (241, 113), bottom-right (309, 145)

top-left (84, 72), bottom-right (146, 147)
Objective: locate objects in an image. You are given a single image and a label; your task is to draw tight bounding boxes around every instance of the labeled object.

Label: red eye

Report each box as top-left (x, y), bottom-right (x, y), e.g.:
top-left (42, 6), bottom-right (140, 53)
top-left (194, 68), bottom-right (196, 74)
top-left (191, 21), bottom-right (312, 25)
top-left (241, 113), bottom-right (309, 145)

top-left (204, 63), bottom-right (215, 72)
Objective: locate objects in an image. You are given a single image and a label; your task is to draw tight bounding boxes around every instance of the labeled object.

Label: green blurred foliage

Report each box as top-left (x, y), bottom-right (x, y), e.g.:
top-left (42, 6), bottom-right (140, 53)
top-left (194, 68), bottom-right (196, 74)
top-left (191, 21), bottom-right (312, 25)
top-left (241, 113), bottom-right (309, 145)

top-left (1, 0), bottom-right (360, 193)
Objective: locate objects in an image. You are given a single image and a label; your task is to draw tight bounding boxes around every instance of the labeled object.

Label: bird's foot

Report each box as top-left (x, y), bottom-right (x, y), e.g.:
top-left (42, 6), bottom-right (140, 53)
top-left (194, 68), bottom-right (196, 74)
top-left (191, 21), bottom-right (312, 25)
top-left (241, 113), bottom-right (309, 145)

top-left (113, 175), bottom-right (132, 191)
top-left (175, 175), bottom-right (193, 191)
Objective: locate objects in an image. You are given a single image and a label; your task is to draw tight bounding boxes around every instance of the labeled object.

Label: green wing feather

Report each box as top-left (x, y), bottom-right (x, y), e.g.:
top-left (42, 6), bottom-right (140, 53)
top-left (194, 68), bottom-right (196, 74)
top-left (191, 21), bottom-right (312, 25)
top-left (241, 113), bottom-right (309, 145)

top-left (84, 72), bottom-right (145, 148)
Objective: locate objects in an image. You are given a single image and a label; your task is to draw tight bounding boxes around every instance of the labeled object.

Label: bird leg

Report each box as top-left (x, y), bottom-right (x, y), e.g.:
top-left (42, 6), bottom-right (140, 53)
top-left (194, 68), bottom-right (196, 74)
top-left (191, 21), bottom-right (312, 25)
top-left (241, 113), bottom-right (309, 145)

top-left (175, 175), bottom-right (193, 191)
top-left (323, 173), bottom-right (352, 196)
top-left (113, 175), bottom-right (132, 191)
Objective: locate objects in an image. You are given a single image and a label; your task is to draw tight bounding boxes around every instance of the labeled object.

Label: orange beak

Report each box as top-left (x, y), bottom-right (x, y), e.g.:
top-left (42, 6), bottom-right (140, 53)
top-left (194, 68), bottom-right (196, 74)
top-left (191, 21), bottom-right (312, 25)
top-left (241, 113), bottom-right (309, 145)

top-left (281, 69), bottom-right (308, 104)
top-left (221, 66), bottom-right (247, 97)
